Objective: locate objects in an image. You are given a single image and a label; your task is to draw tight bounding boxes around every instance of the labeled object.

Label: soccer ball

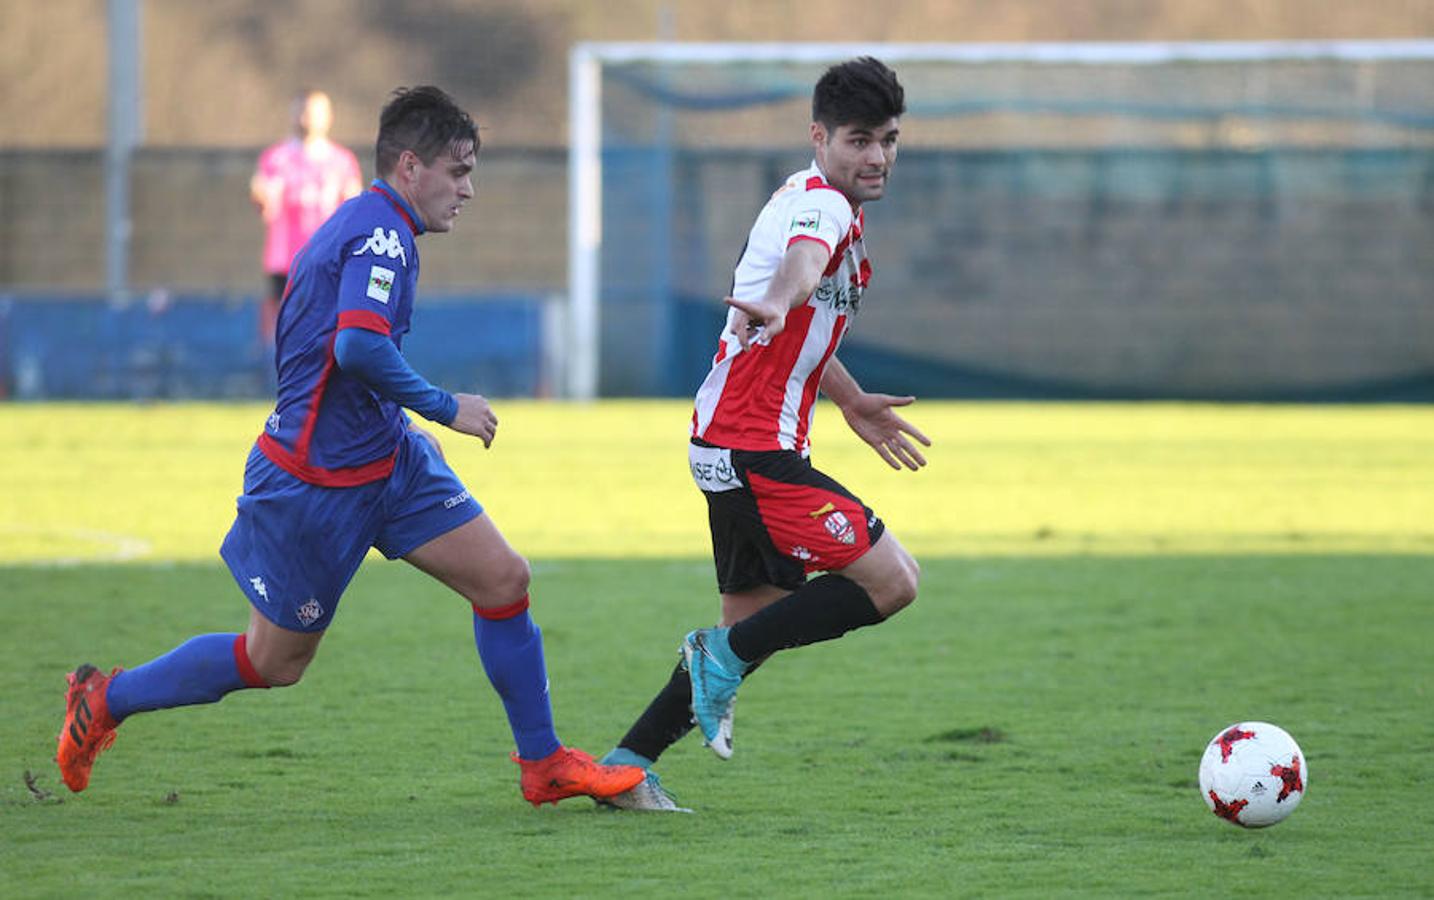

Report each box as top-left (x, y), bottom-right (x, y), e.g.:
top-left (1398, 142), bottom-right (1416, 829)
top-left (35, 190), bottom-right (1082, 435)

top-left (1198, 721), bottom-right (1307, 828)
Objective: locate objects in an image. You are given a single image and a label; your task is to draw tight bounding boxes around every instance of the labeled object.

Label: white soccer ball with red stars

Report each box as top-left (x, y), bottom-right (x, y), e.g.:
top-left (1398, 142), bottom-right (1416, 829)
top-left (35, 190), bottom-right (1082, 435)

top-left (1198, 721), bottom-right (1307, 828)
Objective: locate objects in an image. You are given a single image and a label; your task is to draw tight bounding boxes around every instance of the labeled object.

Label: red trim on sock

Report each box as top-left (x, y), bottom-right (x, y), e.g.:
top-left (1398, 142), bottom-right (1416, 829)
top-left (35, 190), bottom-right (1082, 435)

top-left (233, 634), bottom-right (271, 688)
top-left (473, 594), bottom-right (531, 620)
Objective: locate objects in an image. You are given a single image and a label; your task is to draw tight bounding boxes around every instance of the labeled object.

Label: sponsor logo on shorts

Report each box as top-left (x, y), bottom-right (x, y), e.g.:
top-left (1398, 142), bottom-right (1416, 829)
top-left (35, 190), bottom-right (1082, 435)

top-left (443, 489), bottom-right (471, 509)
top-left (296, 598), bottom-right (325, 627)
top-left (808, 501), bottom-right (835, 518)
top-left (689, 444), bottom-right (743, 493)
top-left (366, 265), bottom-right (396, 304)
top-left (266, 412), bottom-right (280, 433)
top-left (790, 545), bottom-right (815, 562)
top-left (249, 576), bottom-right (271, 604)
top-left (823, 510), bottom-right (857, 545)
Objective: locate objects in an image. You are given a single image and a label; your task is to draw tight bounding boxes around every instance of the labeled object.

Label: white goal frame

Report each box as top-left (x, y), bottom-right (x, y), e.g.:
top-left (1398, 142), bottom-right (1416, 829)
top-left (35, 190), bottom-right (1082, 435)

top-left (566, 39), bottom-right (1434, 400)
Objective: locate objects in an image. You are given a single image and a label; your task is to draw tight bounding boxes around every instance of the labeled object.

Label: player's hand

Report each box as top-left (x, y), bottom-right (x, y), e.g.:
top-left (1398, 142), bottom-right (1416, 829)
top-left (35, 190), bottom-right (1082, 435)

top-left (725, 296), bottom-right (788, 350)
top-left (448, 393), bottom-right (498, 448)
top-left (409, 423), bottom-right (446, 461)
top-left (839, 393), bottom-right (931, 471)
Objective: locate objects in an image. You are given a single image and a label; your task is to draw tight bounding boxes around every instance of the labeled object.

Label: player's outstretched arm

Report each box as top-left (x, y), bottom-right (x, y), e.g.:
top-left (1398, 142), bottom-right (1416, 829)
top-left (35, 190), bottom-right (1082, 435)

top-left (725, 239), bottom-right (831, 349)
top-left (821, 358), bottom-right (931, 471)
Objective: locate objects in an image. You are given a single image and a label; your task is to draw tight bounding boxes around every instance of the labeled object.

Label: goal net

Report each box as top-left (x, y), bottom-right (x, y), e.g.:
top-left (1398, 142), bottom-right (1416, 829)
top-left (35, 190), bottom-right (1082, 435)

top-left (569, 41), bottom-right (1434, 400)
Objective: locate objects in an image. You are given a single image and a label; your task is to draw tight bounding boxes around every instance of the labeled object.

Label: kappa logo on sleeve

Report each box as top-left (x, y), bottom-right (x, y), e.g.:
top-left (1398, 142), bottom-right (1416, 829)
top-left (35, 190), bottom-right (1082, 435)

top-left (366, 265), bottom-right (396, 304)
top-left (353, 227), bottom-right (408, 265)
top-left (789, 209), bottom-right (822, 234)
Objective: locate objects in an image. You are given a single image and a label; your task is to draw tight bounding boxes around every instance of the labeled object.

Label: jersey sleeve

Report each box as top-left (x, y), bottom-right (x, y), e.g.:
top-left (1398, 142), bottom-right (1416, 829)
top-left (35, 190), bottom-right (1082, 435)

top-left (336, 229), bottom-right (409, 335)
top-left (334, 328), bottom-right (457, 424)
top-left (779, 187), bottom-right (852, 254)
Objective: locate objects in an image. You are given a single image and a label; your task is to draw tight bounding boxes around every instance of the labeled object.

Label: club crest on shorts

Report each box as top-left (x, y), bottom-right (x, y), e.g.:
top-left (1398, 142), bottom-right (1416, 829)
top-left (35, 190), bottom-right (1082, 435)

top-left (296, 598), bottom-right (325, 627)
top-left (823, 510), bottom-right (856, 545)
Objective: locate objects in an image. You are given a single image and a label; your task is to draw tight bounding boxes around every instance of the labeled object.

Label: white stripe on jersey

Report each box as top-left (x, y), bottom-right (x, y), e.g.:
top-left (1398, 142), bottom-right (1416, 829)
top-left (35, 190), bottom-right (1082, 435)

top-left (778, 306), bottom-right (845, 449)
top-left (692, 320), bottom-right (738, 438)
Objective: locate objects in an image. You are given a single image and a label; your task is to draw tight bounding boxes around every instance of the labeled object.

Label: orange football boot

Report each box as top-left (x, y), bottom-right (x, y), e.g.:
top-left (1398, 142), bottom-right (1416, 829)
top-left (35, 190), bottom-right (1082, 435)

top-left (513, 746), bottom-right (645, 806)
top-left (56, 664), bottom-right (121, 793)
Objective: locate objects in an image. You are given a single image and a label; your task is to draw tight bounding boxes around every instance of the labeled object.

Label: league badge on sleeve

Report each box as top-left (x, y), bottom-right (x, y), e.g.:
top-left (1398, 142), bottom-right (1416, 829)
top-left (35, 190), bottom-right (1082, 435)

top-left (789, 209), bottom-right (822, 235)
top-left (366, 266), bottom-right (395, 304)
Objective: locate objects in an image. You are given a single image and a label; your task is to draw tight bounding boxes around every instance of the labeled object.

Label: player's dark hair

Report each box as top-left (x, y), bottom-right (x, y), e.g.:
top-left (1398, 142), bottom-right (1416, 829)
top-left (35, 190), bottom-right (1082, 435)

top-left (375, 85), bottom-right (478, 175)
top-left (812, 57), bottom-right (905, 131)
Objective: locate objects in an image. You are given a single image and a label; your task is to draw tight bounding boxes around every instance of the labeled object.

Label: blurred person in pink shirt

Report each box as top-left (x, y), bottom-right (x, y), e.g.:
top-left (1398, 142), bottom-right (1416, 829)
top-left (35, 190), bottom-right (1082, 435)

top-left (251, 89), bottom-right (364, 346)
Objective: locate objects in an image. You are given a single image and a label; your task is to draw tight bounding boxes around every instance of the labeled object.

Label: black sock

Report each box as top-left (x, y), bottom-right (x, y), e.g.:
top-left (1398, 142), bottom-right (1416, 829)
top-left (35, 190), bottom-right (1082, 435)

top-left (618, 655), bottom-right (769, 763)
top-left (726, 574), bottom-right (883, 663)
top-left (618, 660), bottom-right (694, 763)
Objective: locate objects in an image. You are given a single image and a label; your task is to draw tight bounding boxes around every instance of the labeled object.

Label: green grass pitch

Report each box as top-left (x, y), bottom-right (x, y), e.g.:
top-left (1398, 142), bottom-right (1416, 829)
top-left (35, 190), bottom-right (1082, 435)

top-left (1, 401), bottom-right (1431, 897)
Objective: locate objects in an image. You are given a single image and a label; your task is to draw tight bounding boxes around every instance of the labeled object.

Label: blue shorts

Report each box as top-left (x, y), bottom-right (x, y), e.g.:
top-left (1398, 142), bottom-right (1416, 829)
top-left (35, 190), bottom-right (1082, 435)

top-left (220, 428), bottom-right (483, 632)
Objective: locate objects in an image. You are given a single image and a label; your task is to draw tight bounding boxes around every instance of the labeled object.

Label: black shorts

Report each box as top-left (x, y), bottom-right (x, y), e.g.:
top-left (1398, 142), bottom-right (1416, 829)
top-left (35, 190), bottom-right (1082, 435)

top-left (690, 439), bottom-right (885, 594)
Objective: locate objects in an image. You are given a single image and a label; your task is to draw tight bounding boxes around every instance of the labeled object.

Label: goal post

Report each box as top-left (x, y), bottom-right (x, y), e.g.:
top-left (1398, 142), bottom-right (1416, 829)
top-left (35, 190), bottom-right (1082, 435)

top-left (567, 40), bottom-right (1434, 401)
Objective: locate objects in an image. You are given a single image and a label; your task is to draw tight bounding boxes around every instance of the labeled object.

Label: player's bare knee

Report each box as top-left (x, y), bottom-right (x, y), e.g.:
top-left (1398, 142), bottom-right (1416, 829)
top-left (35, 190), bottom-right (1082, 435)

top-left (497, 553), bottom-right (532, 603)
top-left (898, 555), bottom-right (921, 607)
top-left (254, 655), bottom-right (311, 688)
top-left (873, 555), bottom-right (920, 616)
top-left (261, 666), bottom-right (305, 688)
top-left (470, 552), bottom-right (531, 610)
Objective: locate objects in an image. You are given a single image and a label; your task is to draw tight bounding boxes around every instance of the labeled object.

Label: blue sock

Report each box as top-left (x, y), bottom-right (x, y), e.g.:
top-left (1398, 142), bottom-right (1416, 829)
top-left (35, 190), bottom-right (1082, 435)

top-left (106, 633), bottom-right (266, 723)
top-left (472, 603), bottom-right (562, 761)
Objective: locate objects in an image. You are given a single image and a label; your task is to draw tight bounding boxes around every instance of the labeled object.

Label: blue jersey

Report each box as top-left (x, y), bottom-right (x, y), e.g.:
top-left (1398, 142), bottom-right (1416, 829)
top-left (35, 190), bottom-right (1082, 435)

top-left (257, 180), bottom-right (425, 486)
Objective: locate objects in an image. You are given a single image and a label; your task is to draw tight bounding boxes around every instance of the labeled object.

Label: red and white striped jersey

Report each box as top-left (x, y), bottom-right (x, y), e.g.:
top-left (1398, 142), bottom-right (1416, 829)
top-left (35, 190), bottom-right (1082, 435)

top-left (692, 162), bottom-right (872, 453)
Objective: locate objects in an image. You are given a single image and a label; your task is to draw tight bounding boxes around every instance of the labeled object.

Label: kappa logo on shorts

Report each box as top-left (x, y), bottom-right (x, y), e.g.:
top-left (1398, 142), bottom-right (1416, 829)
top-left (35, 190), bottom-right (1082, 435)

top-left (823, 510), bottom-right (857, 545)
top-left (249, 576), bottom-right (271, 604)
top-left (443, 489), bottom-right (471, 509)
top-left (296, 598), bottom-right (325, 627)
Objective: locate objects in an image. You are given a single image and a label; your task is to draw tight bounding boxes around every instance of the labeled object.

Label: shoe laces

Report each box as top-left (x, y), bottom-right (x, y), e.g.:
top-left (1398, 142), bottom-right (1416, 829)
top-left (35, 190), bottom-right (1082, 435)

top-left (645, 771), bottom-right (679, 803)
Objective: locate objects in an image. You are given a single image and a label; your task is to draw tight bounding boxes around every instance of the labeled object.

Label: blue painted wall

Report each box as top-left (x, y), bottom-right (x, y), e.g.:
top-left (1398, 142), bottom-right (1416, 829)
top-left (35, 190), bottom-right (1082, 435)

top-left (0, 293), bottom-right (547, 401)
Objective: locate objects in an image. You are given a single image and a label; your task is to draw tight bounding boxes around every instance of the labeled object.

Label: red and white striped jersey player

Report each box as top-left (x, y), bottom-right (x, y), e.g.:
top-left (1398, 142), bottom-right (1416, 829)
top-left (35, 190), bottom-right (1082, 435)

top-left (596, 59), bottom-right (933, 810)
top-left (688, 59), bottom-right (931, 646)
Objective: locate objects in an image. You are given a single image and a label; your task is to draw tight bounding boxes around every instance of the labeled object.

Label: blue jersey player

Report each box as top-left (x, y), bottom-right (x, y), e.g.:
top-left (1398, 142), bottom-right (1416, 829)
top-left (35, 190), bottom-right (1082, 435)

top-left (55, 86), bottom-right (643, 806)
